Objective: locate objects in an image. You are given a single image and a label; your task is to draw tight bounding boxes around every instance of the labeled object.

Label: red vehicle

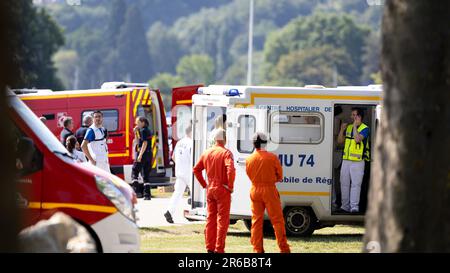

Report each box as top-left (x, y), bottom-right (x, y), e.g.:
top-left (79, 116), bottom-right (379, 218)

top-left (18, 82), bottom-right (170, 185)
top-left (171, 85), bottom-right (202, 149)
top-left (8, 91), bottom-right (140, 252)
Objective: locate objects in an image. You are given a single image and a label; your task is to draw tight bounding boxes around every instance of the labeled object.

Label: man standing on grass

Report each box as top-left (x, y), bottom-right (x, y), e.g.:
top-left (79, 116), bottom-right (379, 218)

top-left (193, 129), bottom-right (235, 253)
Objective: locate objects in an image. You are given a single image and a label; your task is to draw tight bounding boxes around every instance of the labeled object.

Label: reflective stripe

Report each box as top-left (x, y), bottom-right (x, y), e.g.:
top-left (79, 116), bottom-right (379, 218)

top-left (133, 89), bottom-right (144, 117)
top-left (152, 135), bottom-right (157, 168)
top-left (28, 202), bottom-right (117, 214)
top-left (279, 191), bottom-right (330, 196)
top-left (176, 99), bottom-right (192, 105)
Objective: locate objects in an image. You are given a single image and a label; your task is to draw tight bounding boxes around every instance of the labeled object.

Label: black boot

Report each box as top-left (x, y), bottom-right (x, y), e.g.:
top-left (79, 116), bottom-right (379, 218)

top-left (143, 183), bottom-right (151, 200)
top-left (131, 181), bottom-right (143, 198)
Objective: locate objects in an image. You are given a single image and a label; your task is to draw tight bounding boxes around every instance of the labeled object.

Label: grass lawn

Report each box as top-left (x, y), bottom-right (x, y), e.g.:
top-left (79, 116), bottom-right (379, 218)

top-left (140, 221), bottom-right (365, 253)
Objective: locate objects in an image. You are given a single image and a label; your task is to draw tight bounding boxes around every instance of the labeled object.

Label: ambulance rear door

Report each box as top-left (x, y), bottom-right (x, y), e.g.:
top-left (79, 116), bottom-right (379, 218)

top-left (226, 107), bottom-right (267, 217)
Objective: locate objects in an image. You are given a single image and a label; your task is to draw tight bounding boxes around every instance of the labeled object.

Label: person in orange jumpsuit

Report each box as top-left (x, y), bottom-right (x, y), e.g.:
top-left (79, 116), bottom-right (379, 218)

top-left (246, 132), bottom-right (290, 253)
top-left (193, 128), bottom-right (236, 253)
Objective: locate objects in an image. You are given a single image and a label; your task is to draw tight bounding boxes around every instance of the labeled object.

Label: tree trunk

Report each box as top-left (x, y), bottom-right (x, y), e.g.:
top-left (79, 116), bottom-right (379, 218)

top-left (364, 0), bottom-right (450, 252)
top-left (0, 1), bottom-right (20, 252)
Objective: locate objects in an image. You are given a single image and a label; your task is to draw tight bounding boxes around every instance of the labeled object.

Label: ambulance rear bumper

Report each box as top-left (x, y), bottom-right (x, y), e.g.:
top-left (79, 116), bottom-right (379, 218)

top-left (184, 209), bottom-right (207, 221)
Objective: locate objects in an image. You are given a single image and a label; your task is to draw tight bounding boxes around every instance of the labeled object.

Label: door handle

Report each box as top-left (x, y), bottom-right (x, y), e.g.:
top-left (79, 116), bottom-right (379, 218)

top-left (236, 159), bottom-right (246, 165)
top-left (109, 133), bottom-right (123, 137)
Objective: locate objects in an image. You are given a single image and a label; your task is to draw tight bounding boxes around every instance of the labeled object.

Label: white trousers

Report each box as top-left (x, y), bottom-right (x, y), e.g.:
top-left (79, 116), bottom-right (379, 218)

top-left (340, 160), bottom-right (365, 212)
top-left (167, 176), bottom-right (190, 215)
top-left (93, 160), bottom-right (111, 174)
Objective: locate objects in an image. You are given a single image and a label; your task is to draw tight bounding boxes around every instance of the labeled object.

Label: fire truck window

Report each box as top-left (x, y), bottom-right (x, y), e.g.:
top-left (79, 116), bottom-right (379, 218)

top-left (82, 110), bottom-right (118, 132)
top-left (237, 115), bottom-right (256, 154)
top-left (270, 112), bottom-right (323, 144)
top-left (10, 124), bottom-right (43, 177)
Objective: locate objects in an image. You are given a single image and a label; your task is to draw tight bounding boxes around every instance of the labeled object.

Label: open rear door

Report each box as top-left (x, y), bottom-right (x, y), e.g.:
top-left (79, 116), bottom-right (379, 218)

top-left (226, 107), bottom-right (267, 217)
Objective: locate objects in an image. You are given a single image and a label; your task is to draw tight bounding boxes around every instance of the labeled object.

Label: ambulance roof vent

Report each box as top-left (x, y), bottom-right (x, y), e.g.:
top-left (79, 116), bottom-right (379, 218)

top-left (101, 82), bottom-right (149, 89)
top-left (304, 85), bottom-right (325, 89)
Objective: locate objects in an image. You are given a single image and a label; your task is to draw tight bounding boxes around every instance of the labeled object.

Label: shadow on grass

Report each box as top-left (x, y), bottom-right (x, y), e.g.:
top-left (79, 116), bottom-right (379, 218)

top-left (227, 231), bottom-right (363, 243)
top-left (140, 227), bottom-right (174, 234)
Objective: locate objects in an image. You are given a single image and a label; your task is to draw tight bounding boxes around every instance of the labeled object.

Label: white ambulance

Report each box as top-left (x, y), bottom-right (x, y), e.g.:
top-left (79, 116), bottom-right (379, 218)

top-left (184, 84), bottom-right (382, 236)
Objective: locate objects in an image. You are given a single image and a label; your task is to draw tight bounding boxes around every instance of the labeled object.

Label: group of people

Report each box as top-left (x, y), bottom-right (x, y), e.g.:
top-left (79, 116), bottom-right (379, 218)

top-left (57, 111), bottom-right (111, 173)
top-left (55, 112), bottom-right (154, 200)
top-left (52, 106), bottom-right (370, 253)
top-left (164, 113), bottom-right (290, 253)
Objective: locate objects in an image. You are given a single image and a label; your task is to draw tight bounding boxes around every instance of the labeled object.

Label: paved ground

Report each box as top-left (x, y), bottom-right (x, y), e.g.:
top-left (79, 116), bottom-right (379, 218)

top-left (135, 197), bottom-right (204, 228)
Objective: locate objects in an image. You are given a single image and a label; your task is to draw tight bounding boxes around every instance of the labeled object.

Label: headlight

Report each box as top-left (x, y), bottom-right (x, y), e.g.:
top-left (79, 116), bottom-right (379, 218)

top-left (95, 175), bottom-right (135, 222)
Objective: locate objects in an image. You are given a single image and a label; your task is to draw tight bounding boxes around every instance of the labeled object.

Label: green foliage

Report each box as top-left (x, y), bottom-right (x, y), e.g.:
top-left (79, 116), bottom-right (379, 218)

top-left (148, 73), bottom-right (185, 96)
top-left (262, 12), bottom-right (370, 85)
top-left (176, 55), bottom-right (215, 86)
top-left (148, 73), bottom-right (186, 112)
top-left (5, 0), bottom-right (64, 89)
top-left (116, 4), bottom-right (152, 82)
top-left (268, 46), bottom-right (356, 87)
top-left (147, 22), bottom-right (185, 75)
top-left (43, 0), bottom-right (381, 89)
top-left (53, 49), bottom-right (79, 89)
top-left (371, 71), bottom-right (382, 84)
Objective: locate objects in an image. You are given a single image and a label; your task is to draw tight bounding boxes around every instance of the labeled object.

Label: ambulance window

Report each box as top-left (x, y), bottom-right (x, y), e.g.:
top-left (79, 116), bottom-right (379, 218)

top-left (82, 110), bottom-right (118, 132)
top-left (175, 105), bottom-right (192, 140)
top-left (270, 112), bottom-right (323, 144)
top-left (237, 115), bottom-right (256, 153)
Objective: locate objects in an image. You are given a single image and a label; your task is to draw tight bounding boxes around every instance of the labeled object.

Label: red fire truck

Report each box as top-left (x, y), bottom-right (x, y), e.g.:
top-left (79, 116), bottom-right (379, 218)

top-left (8, 90), bottom-right (140, 252)
top-left (18, 82), bottom-right (171, 186)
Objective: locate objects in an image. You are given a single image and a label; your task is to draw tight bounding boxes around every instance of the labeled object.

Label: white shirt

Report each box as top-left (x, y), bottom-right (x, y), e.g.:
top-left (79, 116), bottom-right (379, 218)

top-left (173, 136), bottom-right (192, 178)
top-left (85, 125), bottom-right (109, 162)
top-left (72, 149), bottom-right (87, 163)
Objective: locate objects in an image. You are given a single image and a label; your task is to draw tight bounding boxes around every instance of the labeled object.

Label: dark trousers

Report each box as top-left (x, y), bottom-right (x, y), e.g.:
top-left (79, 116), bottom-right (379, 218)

top-left (132, 153), bottom-right (152, 198)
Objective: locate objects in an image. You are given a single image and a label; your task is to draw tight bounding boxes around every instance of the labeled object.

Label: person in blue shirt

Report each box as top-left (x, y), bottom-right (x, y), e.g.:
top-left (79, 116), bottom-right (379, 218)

top-left (131, 116), bottom-right (153, 200)
top-left (81, 111), bottom-right (110, 173)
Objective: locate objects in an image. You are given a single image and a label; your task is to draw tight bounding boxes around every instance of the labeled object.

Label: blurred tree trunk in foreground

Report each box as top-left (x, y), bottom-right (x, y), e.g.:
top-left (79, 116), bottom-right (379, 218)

top-left (364, 0), bottom-right (450, 252)
top-left (0, 1), bottom-right (21, 252)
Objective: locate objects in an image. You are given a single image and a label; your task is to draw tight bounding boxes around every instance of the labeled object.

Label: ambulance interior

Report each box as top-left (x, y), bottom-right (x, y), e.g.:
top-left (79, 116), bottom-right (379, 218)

top-left (191, 106), bottom-right (227, 210)
top-left (331, 104), bottom-right (378, 215)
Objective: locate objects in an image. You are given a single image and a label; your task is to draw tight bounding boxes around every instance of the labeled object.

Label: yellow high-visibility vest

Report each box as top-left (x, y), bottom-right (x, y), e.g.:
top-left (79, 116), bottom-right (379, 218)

top-left (343, 123), bottom-right (370, 162)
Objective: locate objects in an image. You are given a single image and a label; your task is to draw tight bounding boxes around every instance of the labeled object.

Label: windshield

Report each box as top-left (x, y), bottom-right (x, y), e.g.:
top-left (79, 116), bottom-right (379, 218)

top-left (8, 96), bottom-right (68, 155)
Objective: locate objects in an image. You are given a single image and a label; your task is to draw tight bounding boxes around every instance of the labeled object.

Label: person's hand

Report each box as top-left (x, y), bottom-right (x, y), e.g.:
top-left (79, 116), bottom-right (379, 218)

top-left (91, 159), bottom-right (96, 166)
top-left (355, 115), bottom-right (362, 126)
top-left (137, 155), bottom-right (142, 162)
top-left (223, 184), bottom-right (233, 193)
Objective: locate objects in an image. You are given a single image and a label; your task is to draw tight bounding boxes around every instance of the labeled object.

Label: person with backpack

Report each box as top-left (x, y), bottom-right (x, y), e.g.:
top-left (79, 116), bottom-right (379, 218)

top-left (81, 110), bottom-right (110, 173)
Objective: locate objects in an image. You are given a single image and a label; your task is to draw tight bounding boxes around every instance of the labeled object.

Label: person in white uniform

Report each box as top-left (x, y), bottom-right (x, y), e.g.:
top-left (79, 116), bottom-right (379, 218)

top-left (81, 110), bottom-right (111, 173)
top-left (164, 125), bottom-right (193, 223)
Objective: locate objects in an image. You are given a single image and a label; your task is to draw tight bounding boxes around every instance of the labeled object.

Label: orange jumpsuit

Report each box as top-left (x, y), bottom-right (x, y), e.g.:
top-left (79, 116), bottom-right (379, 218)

top-left (193, 143), bottom-right (235, 253)
top-left (246, 148), bottom-right (290, 253)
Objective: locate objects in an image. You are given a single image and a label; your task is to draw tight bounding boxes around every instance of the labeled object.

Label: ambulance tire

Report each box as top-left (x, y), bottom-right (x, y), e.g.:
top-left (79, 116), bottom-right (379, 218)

top-left (242, 219), bottom-right (275, 236)
top-left (284, 206), bottom-right (317, 237)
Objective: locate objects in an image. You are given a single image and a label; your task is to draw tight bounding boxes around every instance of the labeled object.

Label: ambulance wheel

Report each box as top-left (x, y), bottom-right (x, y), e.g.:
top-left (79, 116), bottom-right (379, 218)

top-left (284, 206), bottom-right (317, 237)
